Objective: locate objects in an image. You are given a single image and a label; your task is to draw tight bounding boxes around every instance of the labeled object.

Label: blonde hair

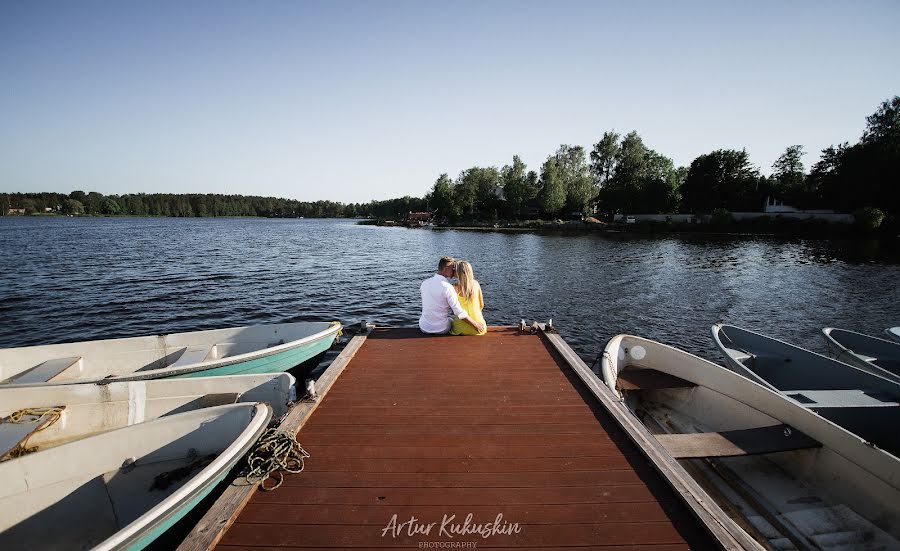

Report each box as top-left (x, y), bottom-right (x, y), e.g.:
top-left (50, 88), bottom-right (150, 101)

top-left (454, 260), bottom-right (477, 300)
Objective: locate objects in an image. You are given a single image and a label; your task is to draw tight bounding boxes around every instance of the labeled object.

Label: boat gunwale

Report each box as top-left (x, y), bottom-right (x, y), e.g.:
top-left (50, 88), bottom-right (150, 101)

top-left (822, 327), bottom-right (900, 381)
top-left (3, 322), bottom-right (341, 387)
top-left (110, 321), bottom-right (342, 382)
top-left (712, 322), bottom-right (900, 389)
top-left (887, 328), bottom-right (900, 343)
top-left (94, 402), bottom-right (272, 551)
top-left (603, 333), bottom-right (900, 548)
top-left (540, 329), bottom-right (760, 550)
top-left (603, 333), bottom-right (900, 485)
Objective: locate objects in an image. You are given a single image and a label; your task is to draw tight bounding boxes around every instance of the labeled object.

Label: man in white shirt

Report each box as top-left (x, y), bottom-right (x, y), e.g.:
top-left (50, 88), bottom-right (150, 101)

top-left (419, 256), bottom-right (487, 334)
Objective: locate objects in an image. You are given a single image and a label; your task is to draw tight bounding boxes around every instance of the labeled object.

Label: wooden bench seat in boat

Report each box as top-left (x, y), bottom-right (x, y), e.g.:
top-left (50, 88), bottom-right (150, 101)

top-left (654, 424), bottom-right (820, 459)
top-left (784, 389), bottom-right (899, 408)
top-left (616, 367), bottom-right (697, 391)
top-left (1, 357), bottom-right (81, 385)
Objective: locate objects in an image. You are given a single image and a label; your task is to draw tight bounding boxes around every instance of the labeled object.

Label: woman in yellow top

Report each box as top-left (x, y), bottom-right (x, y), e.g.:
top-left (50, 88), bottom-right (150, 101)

top-left (450, 260), bottom-right (487, 336)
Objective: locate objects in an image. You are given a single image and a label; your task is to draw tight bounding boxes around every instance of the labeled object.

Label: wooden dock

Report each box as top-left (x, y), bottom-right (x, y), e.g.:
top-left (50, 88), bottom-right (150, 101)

top-left (181, 327), bottom-right (756, 550)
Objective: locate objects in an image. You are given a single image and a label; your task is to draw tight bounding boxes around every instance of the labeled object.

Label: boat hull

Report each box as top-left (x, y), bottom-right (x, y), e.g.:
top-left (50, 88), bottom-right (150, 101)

top-left (0, 321), bottom-right (341, 386)
top-left (0, 373), bottom-right (294, 457)
top-left (174, 332), bottom-right (332, 379)
top-left (0, 403), bottom-right (271, 551)
top-left (887, 327), bottom-right (900, 343)
top-left (712, 323), bottom-right (900, 457)
top-left (822, 327), bottom-right (900, 382)
top-left (602, 334), bottom-right (900, 548)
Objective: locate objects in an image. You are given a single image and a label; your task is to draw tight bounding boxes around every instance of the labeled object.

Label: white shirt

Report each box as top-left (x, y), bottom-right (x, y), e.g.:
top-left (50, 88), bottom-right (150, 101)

top-left (419, 274), bottom-right (469, 334)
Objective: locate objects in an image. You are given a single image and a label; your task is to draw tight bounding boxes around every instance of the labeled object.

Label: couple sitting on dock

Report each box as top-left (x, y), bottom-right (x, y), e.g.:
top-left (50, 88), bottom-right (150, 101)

top-left (419, 256), bottom-right (487, 336)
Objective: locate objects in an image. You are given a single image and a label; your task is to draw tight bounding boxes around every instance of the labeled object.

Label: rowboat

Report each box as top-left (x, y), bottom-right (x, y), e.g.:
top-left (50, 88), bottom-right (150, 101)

top-left (0, 402), bottom-right (271, 551)
top-left (0, 373), bottom-right (294, 460)
top-left (822, 327), bottom-right (900, 383)
top-left (602, 334), bottom-right (900, 549)
top-left (712, 323), bottom-right (900, 456)
top-left (0, 321), bottom-right (341, 386)
top-left (888, 327), bottom-right (900, 343)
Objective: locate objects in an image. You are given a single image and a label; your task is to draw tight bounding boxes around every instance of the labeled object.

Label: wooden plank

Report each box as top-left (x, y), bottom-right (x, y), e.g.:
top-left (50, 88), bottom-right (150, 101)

top-left (267, 456), bottom-right (641, 473)
top-left (236, 501), bottom-right (688, 525)
top-left (275, 469), bottom-right (658, 489)
top-left (246, 485), bottom-right (671, 506)
top-left (176, 330), bottom-right (370, 551)
top-left (654, 424), bottom-right (820, 458)
top-left (617, 367), bottom-right (697, 391)
top-left (541, 331), bottom-right (761, 551)
top-left (222, 521), bottom-right (703, 547)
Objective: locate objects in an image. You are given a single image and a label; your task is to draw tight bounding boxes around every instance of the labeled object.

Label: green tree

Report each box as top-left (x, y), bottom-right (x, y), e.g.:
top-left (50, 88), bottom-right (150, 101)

top-left (589, 131), bottom-right (620, 189)
top-left (100, 198), bottom-right (121, 215)
top-left (863, 96), bottom-right (900, 147)
top-left (82, 192), bottom-right (105, 215)
top-left (61, 198), bottom-right (85, 215)
top-left (454, 170), bottom-right (478, 217)
top-left (641, 151), bottom-right (681, 213)
top-left (430, 173), bottom-right (457, 218)
top-left (807, 143), bottom-right (847, 208)
top-left (20, 199), bottom-right (38, 214)
top-left (501, 156), bottom-right (536, 217)
top-left (596, 131), bottom-right (647, 213)
top-left (538, 157), bottom-right (565, 215)
top-left (554, 145), bottom-right (593, 215)
top-left (772, 145), bottom-right (806, 201)
top-left (681, 149), bottom-right (761, 212)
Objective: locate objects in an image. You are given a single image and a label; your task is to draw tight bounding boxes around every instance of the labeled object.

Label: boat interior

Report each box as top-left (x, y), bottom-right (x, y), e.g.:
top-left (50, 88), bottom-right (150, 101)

top-left (0, 322), bottom-right (333, 384)
top-left (826, 328), bottom-right (900, 377)
top-left (604, 337), bottom-right (900, 550)
top-left (0, 375), bottom-right (293, 458)
top-left (0, 405), bottom-right (259, 550)
top-left (618, 369), bottom-right (900, 550)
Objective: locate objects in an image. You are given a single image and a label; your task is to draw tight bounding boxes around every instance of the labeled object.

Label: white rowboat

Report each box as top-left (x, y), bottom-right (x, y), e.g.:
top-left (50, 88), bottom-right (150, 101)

top-left (0, 373), bottom-right (294, 460)
top-left (0, 321), bottom-right (341, 386)
top-left (888, 327), bottom-right (900, 343)
top-left (602, 334), bottom-right (900, 549)
top-left (822, 327), bottom-right (900, 383)
top-left (712, 323), bottom-right (900, 457)
top-left (0, 403), bottom-right (272, 550)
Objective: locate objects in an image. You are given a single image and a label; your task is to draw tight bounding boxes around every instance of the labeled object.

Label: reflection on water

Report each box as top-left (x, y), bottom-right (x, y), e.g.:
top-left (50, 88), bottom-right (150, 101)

top-left (1, 217), bottom-right (898, 362)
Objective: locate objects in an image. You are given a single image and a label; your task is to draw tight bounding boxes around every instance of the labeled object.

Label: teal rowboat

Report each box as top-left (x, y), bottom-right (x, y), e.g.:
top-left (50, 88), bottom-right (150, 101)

top-left (0, 321), bottom-right (341, 386)
top-left (0, 403), bottom-right (272, 551)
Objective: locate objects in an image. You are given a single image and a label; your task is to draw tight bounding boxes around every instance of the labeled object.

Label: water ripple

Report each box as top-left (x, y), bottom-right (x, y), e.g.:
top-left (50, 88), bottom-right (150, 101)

top-left (1, 217), bottom-right (899, 362)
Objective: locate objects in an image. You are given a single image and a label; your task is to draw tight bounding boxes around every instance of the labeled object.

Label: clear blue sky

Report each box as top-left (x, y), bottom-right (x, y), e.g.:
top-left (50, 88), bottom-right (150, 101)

top-left (2, 1), bottom-right (898, 203)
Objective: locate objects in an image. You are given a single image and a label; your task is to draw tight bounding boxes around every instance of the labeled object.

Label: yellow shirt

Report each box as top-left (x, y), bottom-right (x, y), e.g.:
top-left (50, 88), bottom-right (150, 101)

top-left (450, 282), bottom-right (486, 336)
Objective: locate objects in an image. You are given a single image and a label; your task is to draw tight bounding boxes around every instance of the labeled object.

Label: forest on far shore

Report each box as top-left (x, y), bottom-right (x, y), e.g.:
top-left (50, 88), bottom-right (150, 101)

top-left (3, 96), bottom-right (898, 227)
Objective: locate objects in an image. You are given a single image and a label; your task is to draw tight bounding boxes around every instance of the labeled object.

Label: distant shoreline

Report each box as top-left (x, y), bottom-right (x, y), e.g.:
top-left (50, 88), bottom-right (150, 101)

top-left (359, 218), bottom-right (895, 239)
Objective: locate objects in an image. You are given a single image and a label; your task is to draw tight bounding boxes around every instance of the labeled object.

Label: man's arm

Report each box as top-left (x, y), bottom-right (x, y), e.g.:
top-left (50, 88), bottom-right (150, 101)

top-left (444, 284), bottom-right (486, 333)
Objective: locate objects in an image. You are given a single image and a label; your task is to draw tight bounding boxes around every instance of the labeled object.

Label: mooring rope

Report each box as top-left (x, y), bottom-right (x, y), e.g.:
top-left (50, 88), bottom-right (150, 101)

top-left (1, 407), bottom-right (65, 459)
top-left (239, 428), bottom-right (310, 491)
top-left (1, 406), bottom-right (64, 427)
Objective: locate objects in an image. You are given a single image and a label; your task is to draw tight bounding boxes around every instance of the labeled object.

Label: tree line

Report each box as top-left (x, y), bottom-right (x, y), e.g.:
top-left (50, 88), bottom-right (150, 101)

top-left (3, 95), bottom-right (897, 222)
top-left (0, 190), bottom-right (428, 220)
top-left (425, 95), bottom-right (899, 221)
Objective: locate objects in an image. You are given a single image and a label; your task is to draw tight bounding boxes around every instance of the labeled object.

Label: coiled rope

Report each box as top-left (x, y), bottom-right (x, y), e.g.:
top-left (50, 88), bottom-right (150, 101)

top-left (1, 407), bottom-right (65, 458)
top-left (240, 428), bottom-right (310, 491)
top-left (2, 407), bottom-right (63, 426)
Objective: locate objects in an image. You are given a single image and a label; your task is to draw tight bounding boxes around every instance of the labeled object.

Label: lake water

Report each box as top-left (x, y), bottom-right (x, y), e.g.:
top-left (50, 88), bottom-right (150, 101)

top-left (1, 217), bottom-right (898, 363)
